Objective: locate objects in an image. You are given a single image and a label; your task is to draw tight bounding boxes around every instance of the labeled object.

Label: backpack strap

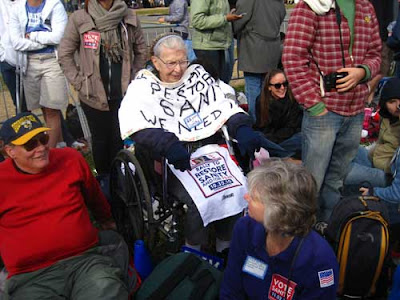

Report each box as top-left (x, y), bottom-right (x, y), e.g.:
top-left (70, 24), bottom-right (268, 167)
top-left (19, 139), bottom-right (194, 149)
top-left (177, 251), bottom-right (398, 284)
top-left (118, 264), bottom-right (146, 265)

top-left (189, 268), bottom-right (216, 300)
top-left (147, 254), bottom-right (201, 300)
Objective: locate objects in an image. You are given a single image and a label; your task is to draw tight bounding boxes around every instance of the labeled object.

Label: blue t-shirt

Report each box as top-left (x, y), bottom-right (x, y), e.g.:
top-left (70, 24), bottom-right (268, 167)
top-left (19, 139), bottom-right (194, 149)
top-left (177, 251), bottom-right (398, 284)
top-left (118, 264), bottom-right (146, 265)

top-left (26, 0), bottom-right (54, 53)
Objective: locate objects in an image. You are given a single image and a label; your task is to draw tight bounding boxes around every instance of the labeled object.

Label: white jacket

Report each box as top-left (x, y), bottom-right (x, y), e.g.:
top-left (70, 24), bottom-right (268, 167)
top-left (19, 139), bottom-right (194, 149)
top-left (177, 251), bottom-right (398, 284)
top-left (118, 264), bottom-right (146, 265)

top-left (0, 0), bottom-right (22, 66)
top-left (8, 0), bottom-right (67, 73)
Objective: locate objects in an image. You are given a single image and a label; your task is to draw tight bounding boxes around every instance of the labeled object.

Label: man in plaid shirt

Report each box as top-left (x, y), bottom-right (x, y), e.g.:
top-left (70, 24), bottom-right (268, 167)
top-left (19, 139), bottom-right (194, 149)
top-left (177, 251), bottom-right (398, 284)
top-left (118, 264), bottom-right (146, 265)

top-left (282, 0), bottom-right (381, 222)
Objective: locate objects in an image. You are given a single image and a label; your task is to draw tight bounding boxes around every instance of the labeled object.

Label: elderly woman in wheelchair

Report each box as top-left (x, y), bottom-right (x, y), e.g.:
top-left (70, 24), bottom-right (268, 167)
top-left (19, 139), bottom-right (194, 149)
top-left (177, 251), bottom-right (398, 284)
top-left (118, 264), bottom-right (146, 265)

top-left (117, 33), bottom-right (269, 256)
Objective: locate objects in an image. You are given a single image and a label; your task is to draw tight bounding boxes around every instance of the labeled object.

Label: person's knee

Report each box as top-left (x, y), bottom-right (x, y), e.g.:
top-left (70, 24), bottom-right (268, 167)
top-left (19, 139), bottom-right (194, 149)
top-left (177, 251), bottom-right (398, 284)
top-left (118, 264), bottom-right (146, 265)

top-left (72, 256), bottom-right (128, 299)
top-left (42, 107), bottom-right (61, 119)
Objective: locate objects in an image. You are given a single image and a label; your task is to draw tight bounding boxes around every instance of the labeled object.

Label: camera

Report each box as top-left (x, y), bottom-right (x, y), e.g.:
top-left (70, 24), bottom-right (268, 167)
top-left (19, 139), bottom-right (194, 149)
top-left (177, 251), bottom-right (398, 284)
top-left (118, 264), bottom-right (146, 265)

top-left (323, 72), bottom-right (348, 91)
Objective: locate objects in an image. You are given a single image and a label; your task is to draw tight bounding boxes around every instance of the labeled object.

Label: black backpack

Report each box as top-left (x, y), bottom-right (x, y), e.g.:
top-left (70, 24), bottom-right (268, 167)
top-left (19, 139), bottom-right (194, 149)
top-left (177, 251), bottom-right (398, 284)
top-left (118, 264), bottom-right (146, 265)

top-left (135, 252), bottom-right (222, 300)
top-left (326, 195), bottom-right (389, 298)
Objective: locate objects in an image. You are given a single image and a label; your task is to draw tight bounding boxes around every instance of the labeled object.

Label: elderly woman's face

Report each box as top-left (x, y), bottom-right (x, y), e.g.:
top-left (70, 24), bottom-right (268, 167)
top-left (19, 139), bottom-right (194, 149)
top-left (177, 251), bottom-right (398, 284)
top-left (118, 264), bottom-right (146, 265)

top-left (152, 46), bottom-right (188, 83)
top-left (244, 193), bottom-right (265, 224)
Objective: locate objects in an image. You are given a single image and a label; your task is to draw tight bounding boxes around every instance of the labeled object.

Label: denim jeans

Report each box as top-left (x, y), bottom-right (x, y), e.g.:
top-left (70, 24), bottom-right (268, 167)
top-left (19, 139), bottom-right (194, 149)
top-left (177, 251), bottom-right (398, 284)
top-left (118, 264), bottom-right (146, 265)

top-left (302, 110), bottom-right (364, 222)
top-left (0, 61), bottom-right (27, 113)
top-left (344, 146), bottom-right (388, 188)
top-left (244, 72), bottom-right (265, 123)
top-left (279, 132), bottom-right (302, 155)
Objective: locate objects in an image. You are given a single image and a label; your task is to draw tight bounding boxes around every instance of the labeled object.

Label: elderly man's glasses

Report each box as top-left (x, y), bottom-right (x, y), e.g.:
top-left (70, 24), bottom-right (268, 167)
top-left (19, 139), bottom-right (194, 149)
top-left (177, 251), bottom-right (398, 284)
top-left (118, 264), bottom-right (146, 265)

top-left (269, 82), bottom-right (288, 89)
top-left (157, 56), bottom-right (189, 69)
top-left (22, 133), bottom-right (49, 151)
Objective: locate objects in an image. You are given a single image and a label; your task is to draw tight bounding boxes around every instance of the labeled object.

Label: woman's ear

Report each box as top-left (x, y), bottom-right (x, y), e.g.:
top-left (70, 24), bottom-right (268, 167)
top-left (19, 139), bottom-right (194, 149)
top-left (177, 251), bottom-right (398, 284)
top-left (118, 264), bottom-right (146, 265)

top-left (151, 56), bottom-right (160, 71)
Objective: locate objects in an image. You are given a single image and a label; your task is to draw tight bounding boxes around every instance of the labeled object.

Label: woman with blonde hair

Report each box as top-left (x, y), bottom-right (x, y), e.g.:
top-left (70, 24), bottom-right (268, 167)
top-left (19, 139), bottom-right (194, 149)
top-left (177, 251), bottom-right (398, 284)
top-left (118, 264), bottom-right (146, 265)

top-left (221, 159), bottom-right (338, 299)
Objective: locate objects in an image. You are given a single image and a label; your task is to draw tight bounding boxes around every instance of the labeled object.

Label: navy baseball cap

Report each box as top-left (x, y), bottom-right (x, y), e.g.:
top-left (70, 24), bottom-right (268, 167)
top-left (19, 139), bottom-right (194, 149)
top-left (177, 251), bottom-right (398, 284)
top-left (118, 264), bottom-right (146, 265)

top-left (0, 112), bottom-right (50, 145)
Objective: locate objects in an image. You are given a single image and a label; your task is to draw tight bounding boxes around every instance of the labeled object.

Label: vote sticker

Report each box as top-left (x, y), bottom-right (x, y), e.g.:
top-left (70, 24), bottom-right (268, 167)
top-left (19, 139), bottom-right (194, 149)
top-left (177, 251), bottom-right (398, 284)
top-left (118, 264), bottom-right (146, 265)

top-left (83, 31), bottom-right (100, 49)
top-left (268, 274), bottom-right (297, 300)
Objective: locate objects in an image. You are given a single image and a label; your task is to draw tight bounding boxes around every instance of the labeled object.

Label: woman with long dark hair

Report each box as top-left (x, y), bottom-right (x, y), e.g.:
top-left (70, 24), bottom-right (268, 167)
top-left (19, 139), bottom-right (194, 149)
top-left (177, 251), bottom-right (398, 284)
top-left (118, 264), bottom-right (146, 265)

top-left (256, 69), bottom-right (303, 157)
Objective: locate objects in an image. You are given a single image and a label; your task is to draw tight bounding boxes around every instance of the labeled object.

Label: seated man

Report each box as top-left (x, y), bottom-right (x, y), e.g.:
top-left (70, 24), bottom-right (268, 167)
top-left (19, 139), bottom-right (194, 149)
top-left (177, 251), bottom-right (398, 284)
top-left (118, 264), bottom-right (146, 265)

top-left (119, 34), bottom-right (267, 255)
top-left (0, 113), bottom-right (128, 299)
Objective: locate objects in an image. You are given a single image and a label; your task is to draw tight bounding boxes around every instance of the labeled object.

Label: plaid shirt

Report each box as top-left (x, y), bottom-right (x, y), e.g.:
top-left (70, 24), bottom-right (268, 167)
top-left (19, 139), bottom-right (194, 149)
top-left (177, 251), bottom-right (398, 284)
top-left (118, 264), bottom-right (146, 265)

top-left (282, 0), bottom-right (382, 116)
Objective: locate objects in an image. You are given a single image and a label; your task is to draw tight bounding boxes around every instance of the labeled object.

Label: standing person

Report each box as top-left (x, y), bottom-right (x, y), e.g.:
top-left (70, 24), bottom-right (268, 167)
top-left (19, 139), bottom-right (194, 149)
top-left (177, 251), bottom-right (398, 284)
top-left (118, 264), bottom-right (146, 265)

top-left (282, 0), bottom-right (382, 222)
top-left (233, 0), bottom-right (285, 123)
top-left (190, 0), bottom-right (242, 84)
top-left (0, 0), bottom-right (28, 114)
top-left (158, 0), bottom-right (189, 40)
top-left (8, 0), bottom-right (68, 148)
top-left (157, 0), bottom-right (196, 61)
top-left (58, 0), bottom-right (147, 180)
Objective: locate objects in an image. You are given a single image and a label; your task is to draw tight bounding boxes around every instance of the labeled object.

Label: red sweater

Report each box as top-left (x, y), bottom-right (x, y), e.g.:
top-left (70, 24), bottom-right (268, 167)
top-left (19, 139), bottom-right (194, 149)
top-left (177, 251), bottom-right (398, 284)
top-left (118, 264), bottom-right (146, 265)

top-left (0, 148), bottom-right (112, 277)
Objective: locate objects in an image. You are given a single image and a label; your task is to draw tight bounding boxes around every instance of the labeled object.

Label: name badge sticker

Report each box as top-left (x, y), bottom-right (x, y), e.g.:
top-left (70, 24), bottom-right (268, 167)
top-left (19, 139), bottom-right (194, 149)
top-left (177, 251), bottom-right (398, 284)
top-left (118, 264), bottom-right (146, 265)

top-left (242, 256), bottom-right (268, 280)
top-left (83, 31), bottom-right (101, 49)
top-left (184, 112), bottom-right (203, 129)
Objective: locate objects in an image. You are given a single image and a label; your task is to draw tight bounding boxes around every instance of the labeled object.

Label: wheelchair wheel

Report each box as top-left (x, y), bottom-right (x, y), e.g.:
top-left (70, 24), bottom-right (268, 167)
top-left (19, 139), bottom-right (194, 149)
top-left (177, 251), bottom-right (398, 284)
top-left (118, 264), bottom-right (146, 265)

top-left (110, 149), bottom-right (155, 250)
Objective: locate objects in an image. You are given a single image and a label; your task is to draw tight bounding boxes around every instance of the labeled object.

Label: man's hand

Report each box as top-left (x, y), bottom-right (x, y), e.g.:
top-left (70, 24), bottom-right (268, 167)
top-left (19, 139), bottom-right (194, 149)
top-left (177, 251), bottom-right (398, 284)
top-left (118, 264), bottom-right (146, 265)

top-left (336, 67), bottom-right (366, 93)
top-left (100, 219), bottom-right (117, 231)
top-left (158, 17), bottom-right (165, 23)
top-left (25, 33), bottom-right (30, 39)
top-left (360, 187), bottom-right (369, 196)
top-left (226, 13), bottom-right (243, 22)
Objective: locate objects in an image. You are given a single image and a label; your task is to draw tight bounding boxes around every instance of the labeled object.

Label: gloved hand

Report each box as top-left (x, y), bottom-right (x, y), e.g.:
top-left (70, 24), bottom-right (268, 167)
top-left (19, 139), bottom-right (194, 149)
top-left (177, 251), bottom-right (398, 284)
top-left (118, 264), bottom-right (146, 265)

top-left (165, 142), bottom-right (191, 171)
top-left (235, 126), bottom-right (262, 160)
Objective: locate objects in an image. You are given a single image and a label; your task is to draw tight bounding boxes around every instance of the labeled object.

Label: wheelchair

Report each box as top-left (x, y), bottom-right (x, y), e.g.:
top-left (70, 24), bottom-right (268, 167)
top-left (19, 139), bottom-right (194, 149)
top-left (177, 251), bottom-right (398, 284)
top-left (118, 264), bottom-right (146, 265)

top-left (109, 127), bottom-right (249, 256)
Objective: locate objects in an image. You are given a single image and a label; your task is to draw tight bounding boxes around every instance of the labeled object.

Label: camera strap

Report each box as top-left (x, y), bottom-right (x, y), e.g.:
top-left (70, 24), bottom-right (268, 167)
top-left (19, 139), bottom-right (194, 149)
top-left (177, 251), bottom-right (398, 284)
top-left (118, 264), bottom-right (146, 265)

top-left (334, 0), bottom-right (346, 68)
top-left (309, 0), bottom-right (346, 77)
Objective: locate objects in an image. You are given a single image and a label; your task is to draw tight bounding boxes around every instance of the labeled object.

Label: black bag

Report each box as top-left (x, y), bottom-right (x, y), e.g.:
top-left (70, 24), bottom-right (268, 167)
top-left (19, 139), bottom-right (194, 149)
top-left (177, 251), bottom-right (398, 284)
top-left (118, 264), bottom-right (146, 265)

top-left (326, 195), bottom-right (389, 298)
top-left (135, 252), bottom-right (222, 300)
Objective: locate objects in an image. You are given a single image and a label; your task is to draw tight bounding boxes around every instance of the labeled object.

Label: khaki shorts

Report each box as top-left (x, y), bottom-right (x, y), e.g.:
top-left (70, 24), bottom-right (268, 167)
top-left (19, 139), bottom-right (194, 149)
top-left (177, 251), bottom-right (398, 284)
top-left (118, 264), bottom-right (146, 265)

top-left (23, 53), bottom-right (68, 111)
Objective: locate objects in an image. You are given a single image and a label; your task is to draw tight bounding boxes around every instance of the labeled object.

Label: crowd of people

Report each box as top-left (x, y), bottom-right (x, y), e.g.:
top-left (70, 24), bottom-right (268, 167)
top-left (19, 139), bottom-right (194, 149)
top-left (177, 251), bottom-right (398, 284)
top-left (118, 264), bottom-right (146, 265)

top-left (0, 0), bottom-right (400, 297)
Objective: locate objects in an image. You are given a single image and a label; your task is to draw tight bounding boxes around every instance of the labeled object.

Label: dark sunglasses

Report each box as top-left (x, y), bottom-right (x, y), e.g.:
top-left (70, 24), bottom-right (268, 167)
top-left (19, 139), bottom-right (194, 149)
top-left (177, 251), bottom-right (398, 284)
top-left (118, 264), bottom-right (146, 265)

top-left (22, 133), bottom-right (49, 151)
top-left (269, 81), bottom-right (288, 89)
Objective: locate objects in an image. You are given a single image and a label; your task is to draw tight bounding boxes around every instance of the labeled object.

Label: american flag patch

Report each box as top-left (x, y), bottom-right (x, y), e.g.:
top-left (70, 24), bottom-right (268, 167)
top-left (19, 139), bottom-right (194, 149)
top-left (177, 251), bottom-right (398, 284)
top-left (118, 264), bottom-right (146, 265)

top-left (318, 269), bottom-right (334, 288)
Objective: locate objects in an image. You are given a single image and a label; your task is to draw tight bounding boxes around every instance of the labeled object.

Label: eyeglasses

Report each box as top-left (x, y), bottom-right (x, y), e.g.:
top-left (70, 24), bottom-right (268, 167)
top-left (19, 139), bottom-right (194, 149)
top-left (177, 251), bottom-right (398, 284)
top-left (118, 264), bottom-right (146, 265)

top-left (156, 56), bottom-right (189, 69)
top-left (269, 81), bottom-right (288, 89)
top-left (22, 132), bottom-right (49, 151)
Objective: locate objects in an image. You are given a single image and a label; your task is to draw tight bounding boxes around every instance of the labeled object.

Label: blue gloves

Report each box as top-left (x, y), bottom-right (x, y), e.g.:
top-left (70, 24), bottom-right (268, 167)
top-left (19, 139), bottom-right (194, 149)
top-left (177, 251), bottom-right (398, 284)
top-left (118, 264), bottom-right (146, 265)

top-left (165, 142), bottom-right (191, 171)
top-left (235, 126), bottom-right (262, 160)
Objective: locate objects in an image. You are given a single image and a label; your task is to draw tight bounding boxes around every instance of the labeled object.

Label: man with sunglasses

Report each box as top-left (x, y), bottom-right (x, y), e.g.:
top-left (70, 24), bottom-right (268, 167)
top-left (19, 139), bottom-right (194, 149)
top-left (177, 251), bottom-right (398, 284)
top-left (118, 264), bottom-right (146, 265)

top-left (282, 0), bottom-right (381, 223)
top-left (0, 112), bottom-right (128, 298)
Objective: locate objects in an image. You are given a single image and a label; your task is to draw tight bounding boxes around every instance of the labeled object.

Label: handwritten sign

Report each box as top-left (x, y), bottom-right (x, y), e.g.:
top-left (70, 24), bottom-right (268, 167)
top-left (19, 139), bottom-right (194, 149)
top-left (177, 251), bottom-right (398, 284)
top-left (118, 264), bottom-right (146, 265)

top-left (119, 64), bottom-right (244, 142)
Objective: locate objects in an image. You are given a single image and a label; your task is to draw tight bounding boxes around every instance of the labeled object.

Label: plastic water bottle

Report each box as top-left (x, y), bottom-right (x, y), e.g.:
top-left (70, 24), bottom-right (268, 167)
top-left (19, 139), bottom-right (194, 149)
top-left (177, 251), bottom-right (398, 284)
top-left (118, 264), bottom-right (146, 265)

top-left (134, 240), bottom-right (153, 280)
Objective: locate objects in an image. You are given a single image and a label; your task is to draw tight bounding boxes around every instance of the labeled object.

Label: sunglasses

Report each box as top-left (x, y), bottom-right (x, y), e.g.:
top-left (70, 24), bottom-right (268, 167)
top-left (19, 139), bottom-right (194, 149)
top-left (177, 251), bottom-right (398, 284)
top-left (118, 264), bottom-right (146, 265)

top-left (22, 133), bottom-right (49, 151)
top-left (269, 81), bottom-right (288, 89)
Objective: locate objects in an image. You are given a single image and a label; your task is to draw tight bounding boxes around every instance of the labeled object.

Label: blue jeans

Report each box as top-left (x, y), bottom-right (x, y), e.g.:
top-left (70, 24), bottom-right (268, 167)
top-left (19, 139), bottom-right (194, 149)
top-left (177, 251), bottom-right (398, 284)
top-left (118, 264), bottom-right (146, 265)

top-left (344, 146), bottom-right (388, 188)
top-left (244, 72), bottom-right (265, 123)
top-left (302, 110), bottom-right (364, 222)
top-left (225, 40), bottom-right (235, 83)
top-left (0, 61), bottom-right (27, 113)
top-left (279, 132), bottom-right (302, 155)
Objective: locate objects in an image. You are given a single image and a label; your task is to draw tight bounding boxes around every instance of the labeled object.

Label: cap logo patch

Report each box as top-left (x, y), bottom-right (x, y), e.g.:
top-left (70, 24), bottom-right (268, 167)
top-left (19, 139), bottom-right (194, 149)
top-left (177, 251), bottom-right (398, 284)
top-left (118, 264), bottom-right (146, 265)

top-left (11, 115), bottom-right (37, 133)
